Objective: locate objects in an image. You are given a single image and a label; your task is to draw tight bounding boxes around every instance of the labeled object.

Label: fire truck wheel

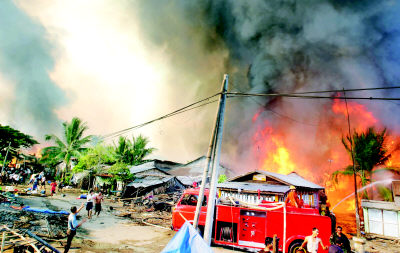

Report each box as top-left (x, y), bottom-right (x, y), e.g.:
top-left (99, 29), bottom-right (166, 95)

top-left (288, 240), bottom-right (305, 253)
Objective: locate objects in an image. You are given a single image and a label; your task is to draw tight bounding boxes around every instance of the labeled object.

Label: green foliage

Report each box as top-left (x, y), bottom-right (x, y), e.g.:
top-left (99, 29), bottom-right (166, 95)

top-left (218, 174), bottom-right (227, 183)
top-left (114, 135), bottom-right (155, 165)
top-left (108, 162), bottom-right (135, 182)
top-left (377, 186), bottom-right (393, 202)
top-left (41, 117), bottom-right (93, 178)
top-left (332, 127), bottom-right (394, 199)
top-left (0, 124), bottom-right (38, 163)
top-left (73, 144), bottom-right (116, 173)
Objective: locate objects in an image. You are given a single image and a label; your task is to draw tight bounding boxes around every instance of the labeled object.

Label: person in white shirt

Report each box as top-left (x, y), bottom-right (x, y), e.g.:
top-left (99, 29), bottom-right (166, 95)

top-left (65, 203), bottom-right (86, 253)
top-left (86, 190), bottom-right (95, 219)
top-left (299, 227), bottom-right (328, 253)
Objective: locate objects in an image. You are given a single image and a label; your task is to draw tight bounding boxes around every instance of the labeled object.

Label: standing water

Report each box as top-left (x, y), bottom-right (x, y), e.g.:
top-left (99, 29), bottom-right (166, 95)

top-left (331, 179), bottom-right (393, 211)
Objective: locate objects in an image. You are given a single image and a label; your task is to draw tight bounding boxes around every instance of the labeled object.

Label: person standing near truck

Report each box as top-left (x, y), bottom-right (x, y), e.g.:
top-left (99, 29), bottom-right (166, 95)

top-left (285, 185), bottom-right (302, 208)
top-left (258, 237), bottom-right (274, 253)
top-left (329, 226), bottom-right (351, 253)
top-left (299, 228), bottom-right (328, 253)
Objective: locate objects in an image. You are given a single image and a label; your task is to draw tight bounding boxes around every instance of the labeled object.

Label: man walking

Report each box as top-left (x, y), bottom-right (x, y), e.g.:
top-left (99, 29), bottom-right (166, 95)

top-left (299, 228), bottom-right (328, 253)
top-left (94, 191), bottom-right (104, 217)
top-left (86, 190), bottom-right (95, 219)
top-left (65, 203), bottom-right (86, 253)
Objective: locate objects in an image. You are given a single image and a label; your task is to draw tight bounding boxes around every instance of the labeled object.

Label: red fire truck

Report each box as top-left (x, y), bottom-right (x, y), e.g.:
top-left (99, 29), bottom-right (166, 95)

top-left (172, 188), bottom-right (331, 253)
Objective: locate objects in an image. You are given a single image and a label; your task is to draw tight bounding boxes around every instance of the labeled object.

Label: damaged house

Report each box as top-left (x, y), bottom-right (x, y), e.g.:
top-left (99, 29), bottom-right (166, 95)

top-left (122, 161), bottom-right (185, 198)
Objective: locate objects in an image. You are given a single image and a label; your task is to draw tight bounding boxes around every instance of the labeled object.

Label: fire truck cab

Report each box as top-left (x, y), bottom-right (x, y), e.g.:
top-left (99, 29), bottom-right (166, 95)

top-left (172, 188), bottom-right (331, 253)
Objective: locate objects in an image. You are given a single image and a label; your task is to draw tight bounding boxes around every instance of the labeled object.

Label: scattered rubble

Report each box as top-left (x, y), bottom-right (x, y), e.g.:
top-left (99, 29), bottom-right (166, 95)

top-left (113, 193), bottom-right (179, 229)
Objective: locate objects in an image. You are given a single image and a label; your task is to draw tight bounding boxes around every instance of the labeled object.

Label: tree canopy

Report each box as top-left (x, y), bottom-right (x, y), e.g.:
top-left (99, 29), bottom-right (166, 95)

top-left (114, 135), bottom-right (155, 165)
top-left (332, 127), bottom-right (394, 198)
top-left (0, 124), bottom-right (38, 162)
top-left (41, 117), bottom-right (93, 178)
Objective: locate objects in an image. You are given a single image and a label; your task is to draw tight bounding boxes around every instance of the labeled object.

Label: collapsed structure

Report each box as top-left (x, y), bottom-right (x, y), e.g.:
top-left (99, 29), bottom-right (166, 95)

top-left (121, 157), bottom-right (229, 198)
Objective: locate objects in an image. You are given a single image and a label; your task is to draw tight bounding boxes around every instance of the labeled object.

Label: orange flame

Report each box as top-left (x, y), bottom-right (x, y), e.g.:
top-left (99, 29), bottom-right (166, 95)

top-left (252, 98), bottom-right (400, 218)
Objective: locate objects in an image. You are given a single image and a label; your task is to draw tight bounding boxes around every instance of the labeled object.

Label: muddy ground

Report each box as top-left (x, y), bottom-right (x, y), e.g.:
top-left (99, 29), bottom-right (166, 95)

top-left (1, 186), bottom-right (399, 252)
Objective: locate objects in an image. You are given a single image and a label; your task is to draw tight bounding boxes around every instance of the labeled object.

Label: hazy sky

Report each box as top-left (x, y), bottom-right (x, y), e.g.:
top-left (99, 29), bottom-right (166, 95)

top-left (2, 0), bottom-right (400, 171)
top-left (0, 0), bottom-right (228, 162)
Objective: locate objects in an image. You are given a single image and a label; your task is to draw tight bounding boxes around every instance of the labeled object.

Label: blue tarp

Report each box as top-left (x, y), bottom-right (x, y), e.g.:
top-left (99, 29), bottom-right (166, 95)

top-left (161, 221), bottom-right (213, 253)
top-left (22, 207), bottom-right (69, 215)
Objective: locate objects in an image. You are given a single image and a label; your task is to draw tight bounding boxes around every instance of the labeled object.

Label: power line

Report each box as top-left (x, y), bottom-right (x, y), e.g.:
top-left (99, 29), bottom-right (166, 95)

top-left (280, 86), bottom-right (400, 94)
top-left (227, 93), bottom-right (400, 100)
top-left (101, 85), bottom-right (400, 140)
top-left (229, 85), bottom-right (318, 127)
top-left (101, 94), bottom-right (220, 140)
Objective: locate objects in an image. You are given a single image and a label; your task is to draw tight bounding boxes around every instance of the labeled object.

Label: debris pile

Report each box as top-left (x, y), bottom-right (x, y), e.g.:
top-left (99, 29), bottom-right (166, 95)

top-left (0, 207), bottom-right (68, 239)
top-left (114, 193), bottom-right (180, 229)
top-left (0, 225), bottom-right (60, 253)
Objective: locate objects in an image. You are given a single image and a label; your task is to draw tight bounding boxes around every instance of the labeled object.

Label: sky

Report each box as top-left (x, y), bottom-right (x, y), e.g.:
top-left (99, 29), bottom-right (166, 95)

top-left (1, 0), bottom-right (400, 174)
top-left (0, 0), bottom-right (228, 163)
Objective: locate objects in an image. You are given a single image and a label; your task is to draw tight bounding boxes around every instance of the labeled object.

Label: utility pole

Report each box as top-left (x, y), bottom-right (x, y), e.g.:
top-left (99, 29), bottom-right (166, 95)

top-left (203, 74), bottom-right (228, 244)
top-left (193, 76), bottom-right (227, 229)
top-left (343, 89), bottom-right (361, 237)
top-left (193, 123), bottom-right (217, 229)
top-left (1, 142), bottom-right (11, 175)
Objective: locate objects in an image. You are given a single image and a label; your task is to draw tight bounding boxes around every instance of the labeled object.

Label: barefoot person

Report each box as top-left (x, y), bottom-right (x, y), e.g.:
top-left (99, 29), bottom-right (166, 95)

top-left (299, 228), bottom-right (328, 253)
top-left (65, 203), bottom-right (86, 253)
top-left (86, 190), bottom-right (95, 219)
top-left (94, 191), bottom-right (104, 217)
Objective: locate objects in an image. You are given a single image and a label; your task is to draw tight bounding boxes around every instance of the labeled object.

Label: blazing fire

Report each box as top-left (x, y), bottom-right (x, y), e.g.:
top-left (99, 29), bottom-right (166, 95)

top-left (252, 98), bottom-right (400, 215)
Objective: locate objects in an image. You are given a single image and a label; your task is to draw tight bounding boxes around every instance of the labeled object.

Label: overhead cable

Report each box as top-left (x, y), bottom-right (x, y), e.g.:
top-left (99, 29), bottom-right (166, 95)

top-left (101, 94), bottom-right (220, 140)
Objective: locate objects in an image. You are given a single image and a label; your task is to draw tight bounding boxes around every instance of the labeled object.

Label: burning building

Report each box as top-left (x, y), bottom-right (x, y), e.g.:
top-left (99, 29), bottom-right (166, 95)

top-left (219, 170), bottom-right (324, 207)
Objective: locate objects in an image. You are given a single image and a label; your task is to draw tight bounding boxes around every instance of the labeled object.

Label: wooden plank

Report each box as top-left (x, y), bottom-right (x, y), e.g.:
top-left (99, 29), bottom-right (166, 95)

top-left (1, 231), bottom-right (6, 253)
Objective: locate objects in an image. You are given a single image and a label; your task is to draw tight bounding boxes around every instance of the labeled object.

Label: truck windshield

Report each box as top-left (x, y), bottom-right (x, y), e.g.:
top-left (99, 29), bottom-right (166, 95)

top-left (180, 194), bottom-right (207, 206)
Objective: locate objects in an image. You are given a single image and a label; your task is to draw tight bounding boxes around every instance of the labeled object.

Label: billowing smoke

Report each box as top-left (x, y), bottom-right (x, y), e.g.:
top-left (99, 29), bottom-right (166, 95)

top-left (0, 1), bottom-right (66, 137)
top-left (132, 0), bottom-right (400, 175)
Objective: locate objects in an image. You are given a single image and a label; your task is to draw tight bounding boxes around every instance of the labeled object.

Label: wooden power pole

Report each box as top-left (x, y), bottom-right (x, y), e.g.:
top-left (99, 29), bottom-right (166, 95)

top-left (343, 89), bottom-right (361, 237)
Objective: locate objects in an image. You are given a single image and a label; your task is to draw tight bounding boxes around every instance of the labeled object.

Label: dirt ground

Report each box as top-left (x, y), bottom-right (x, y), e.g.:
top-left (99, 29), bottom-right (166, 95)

top-left (14, 188), bottom-right (235, 252)
top-left (4, 186), bottom-right (400, 252)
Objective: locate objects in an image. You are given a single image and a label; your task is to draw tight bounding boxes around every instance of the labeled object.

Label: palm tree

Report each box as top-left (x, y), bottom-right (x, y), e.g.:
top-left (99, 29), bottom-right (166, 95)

top-left (332, 127), bottom-right (392, 198)
top-left (42, 117), bottom-right (93, 180)
top-left (114, 135), bottom-right (155, 165)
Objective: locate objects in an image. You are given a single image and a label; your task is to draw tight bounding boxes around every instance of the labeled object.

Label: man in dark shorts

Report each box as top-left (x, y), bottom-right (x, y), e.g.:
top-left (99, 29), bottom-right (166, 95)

top-left (94, 191), bottom-right (104, 217)
top-left (86, 190), bottom-right (94, 219)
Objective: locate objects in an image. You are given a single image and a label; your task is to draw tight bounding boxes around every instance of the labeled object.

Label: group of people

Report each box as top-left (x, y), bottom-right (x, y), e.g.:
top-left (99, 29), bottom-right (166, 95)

top-left (86, 190), bottom-right (104, 218)
top-left (64, 189), bottom-right (104, 253)
top-left (258, 226), bottom-right (351, 253)
top-left (1, 167), bottom-right (31, 185)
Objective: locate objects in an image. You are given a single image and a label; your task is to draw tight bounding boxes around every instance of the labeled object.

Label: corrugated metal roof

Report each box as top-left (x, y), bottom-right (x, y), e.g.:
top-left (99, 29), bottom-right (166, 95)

top-left (126, 175), bottom-right (174, 188)
top-left (218, 181), bottom-right (290, 193)
top-left (176, 176), bottom-right (202, 186)
top-left (128, 162), bottom-right (170, 175)
top-left (228, 170), bottom-right (323, 190)
top-left (258, 171), bottom-right (323, 189)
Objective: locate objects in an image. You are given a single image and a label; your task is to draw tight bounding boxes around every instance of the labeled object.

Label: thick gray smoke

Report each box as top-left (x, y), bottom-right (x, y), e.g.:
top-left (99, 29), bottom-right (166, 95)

top-left (133, 0), bottom-right (400, 172)
top-left (0, 1), bottom-right (66, 137)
